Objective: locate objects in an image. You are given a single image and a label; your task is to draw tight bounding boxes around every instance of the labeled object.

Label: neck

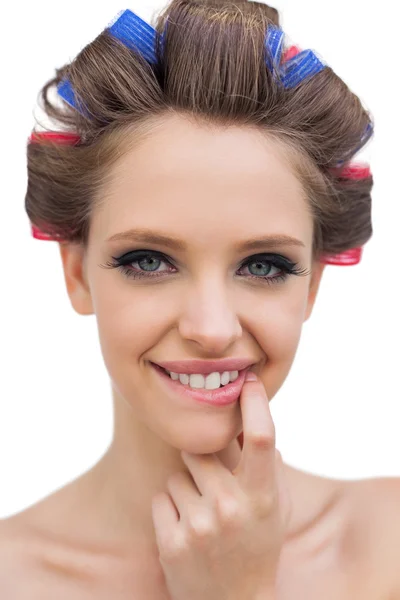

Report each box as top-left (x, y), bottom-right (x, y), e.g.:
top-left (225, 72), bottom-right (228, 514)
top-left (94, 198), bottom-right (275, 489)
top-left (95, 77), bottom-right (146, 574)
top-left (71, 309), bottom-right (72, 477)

top-left (70, 387), bottom-right (340, 557)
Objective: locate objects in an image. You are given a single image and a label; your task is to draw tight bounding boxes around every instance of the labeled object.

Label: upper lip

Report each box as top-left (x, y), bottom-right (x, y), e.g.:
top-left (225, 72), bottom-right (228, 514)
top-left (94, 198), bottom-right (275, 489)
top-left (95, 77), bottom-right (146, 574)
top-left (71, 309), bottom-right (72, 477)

top-left (152, 358), bottom-right (257, 375)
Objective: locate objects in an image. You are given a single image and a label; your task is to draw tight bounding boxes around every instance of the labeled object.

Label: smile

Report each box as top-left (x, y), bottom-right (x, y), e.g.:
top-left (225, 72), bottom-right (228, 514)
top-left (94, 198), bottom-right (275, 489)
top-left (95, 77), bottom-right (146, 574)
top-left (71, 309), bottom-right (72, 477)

top-left (150, 362), bottom-right (252, 407)
top-left (160, 367), bottom-right (239, 390)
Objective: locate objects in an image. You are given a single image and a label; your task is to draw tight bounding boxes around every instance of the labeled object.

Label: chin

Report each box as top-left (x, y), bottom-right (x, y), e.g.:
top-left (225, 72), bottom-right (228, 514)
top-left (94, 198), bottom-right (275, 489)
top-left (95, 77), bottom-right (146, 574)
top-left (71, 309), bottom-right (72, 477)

top-left (170, 430), bottom-right (241, 456)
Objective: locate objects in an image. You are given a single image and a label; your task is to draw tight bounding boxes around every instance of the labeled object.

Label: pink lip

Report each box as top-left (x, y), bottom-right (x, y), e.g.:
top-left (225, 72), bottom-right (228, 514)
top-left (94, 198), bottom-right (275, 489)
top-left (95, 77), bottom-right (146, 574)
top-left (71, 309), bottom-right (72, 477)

top-left (151, 362), bottom-right (251, 406)
top-left (152, 357), bottom-right (256, 375)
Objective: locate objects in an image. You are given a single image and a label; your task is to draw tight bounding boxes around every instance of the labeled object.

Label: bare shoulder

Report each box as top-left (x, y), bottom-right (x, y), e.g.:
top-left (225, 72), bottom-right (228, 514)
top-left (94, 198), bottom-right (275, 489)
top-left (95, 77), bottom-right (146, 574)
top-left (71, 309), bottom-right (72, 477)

top-left (0, 515), bottom-right (26, 563)
top-left (0, 509), bottom-right (88, 598)
top-left (0, 515), bottom-right (35, 596)
top-left (0, 513), bottom-right (95, 599)
top-left (345, 476), bottom-right (400, 600)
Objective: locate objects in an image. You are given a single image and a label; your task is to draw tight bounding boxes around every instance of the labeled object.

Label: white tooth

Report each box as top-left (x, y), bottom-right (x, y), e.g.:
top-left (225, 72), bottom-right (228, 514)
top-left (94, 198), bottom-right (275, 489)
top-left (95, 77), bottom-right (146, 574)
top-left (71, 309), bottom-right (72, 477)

top-left (179, 373), bottom-right (190, 385)
top-left (170, 372), bottom-right (179, 380)
top-left (220, 371), bottom-right (230, 386)
top-left (229, 370), bottom-right (239, 382)
top-left (205, 372), bottom-right (221, 390)
top-left (189, 374), bottom-right (205, 389)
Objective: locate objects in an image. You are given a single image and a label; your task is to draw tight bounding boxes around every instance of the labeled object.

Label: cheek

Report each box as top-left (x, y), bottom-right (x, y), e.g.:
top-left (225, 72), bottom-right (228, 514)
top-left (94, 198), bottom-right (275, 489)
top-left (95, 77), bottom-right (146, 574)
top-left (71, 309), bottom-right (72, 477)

top-left (249, 290), bottom-right (305, 354)
top-left (93, 284), bottom-right (174, 365)
top-left (248, 293), bottom-right (306, 398)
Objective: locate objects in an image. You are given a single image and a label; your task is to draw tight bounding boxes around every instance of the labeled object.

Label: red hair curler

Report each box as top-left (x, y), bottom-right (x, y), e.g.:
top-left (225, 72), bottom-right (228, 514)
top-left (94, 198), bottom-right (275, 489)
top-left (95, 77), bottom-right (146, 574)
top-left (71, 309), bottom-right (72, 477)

top-left (31, 225), bottom-right (60, 241)
top-left (29, 131), bottom-right (81, 145)
top-left (29, 131), bottom-right (81, 241)
top-left (320, 246), bottom-right (363, 266)
top-left (282, 45), bottom-right (301, 63)
top-left (336, 162), bottom-right (371, 179)
top-left (319, 161), bottom-right (372, 265)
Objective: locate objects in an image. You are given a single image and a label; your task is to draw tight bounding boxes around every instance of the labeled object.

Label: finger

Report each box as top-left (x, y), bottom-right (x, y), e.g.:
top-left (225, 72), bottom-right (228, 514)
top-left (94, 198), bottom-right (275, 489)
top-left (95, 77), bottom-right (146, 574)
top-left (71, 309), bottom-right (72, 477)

top-left (166, 470), bottom-right (201, 516)
top-left (236, 374), bottom-right (276, 493)
top-left (181, 451), bottom-right (236, 496)
top-left (151, 491), bottom-right (179, 551)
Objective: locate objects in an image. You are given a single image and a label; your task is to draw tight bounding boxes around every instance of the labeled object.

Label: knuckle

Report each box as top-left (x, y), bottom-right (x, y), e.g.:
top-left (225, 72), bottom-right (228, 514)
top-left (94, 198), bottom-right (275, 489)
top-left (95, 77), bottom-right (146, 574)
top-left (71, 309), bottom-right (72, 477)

top-left (254, 490), bottom-right (277, 517)
top-left (248, 431), bottom-right (275, 451)
top-left (215, 494), bottom-right (242, 524)
top-left (187, 510), bottom-right (214, 538)
top-left (160, 531), bottom-right (187, 563)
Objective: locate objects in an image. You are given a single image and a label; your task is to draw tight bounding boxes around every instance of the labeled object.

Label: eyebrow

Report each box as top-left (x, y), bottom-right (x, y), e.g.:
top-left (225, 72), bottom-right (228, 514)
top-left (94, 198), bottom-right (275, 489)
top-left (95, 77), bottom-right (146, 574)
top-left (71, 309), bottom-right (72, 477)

top-left (106, 228), bottom-right (305, 251)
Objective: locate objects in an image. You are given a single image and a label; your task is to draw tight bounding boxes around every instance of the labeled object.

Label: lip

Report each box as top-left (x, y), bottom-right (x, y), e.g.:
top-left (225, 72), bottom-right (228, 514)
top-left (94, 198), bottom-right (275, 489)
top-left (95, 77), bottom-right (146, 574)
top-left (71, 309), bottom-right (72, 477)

top-left (151, 362), bottom-right (252, 406)
top-left (152, 357), bottom-right (257, 375)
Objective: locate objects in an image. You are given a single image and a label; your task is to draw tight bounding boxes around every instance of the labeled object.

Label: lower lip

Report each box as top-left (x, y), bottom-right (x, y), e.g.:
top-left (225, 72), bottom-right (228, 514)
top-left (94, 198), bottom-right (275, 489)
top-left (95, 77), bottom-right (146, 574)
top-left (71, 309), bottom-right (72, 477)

top-left (151, 363), bottom-right (249, 406)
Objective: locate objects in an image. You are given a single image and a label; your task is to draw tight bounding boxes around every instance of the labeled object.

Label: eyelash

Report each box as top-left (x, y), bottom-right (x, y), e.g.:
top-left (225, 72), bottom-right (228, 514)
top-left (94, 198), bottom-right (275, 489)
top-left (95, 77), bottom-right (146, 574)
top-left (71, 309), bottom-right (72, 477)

top-left (99, 250), bottom-right (311, 286)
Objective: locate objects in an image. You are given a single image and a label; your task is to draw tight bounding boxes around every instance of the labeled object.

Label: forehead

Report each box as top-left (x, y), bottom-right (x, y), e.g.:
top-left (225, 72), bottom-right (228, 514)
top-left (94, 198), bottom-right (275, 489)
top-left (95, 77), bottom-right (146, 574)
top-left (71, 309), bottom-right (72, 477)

top-left (92, 115), bottom-right (313, 247)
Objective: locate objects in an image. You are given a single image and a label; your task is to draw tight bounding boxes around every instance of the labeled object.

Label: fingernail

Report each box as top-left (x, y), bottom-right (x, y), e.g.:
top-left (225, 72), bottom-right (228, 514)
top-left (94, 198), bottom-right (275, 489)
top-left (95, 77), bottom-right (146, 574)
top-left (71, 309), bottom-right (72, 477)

top-left (245, 371), bottom-right (257, 381)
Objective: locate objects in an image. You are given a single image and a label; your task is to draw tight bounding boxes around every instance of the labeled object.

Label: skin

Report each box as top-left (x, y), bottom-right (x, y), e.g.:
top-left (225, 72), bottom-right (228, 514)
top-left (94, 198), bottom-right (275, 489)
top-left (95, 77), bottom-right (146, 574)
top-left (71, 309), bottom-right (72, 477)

top-left (4, 112), bottom-right (399, 598)
top-left (57, 112), bottom-right (326, 545)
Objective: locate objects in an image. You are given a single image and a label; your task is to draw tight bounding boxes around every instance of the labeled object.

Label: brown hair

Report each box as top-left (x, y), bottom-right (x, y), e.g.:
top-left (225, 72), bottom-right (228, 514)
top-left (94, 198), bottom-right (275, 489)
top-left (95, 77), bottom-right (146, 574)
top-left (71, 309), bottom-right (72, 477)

top-left (25, 0), bottom-right (374, 261)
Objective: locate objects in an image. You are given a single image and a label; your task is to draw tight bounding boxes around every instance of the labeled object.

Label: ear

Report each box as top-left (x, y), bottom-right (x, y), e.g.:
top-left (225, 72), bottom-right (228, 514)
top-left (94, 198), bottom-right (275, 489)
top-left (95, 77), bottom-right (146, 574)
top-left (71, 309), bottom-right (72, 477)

top-left (304, 260), bottom-right (326, 322)
top-left (58, 243), bottom-right (94, 316)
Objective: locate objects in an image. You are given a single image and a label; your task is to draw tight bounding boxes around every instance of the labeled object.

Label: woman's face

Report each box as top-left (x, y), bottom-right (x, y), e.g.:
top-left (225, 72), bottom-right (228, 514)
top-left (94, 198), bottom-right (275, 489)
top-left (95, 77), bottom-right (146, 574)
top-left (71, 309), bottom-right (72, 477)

top-left (60, 114), bottom-right (325, 453)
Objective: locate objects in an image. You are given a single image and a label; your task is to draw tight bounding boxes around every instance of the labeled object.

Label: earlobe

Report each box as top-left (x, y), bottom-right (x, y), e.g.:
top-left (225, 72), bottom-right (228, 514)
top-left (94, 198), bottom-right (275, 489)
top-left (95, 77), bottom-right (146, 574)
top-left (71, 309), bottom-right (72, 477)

top-left (58, 243), bottom-right (94, 316)
top-left (304, 261), bottom-right (325, 322)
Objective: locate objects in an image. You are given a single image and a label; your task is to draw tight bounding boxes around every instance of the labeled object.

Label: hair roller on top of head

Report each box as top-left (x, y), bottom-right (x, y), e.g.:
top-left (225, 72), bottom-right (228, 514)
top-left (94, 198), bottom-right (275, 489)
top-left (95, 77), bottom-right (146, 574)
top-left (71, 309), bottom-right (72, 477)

top-left (57, 9), bottom-right (326, 112)
top-left (27, 3), bottom-right (374, 269)
top-left (265, 24), bottom-right (325, 89)
top-left (57, 10), bottom-right (160, 112)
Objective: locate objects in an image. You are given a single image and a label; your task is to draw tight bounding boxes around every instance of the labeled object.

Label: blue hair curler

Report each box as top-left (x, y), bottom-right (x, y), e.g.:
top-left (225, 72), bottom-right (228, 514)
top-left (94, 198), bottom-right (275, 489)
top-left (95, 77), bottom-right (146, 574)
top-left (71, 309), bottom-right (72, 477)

top-left (57, 9), bottom-right (329, 112)
top-left (58, 9), bottom-right (159, 111)
top-left (265, 24), bottom-right (325, 89)
top-left (264, 24), bottom-right (285, 75)
top-left (334, 122), bottom-right (374, 168)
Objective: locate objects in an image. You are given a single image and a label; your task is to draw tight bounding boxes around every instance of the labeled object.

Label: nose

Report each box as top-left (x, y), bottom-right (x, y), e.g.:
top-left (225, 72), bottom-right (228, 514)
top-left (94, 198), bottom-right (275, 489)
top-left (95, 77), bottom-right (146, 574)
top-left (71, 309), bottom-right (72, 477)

top-left (178, 276), bottom-right (242, 355)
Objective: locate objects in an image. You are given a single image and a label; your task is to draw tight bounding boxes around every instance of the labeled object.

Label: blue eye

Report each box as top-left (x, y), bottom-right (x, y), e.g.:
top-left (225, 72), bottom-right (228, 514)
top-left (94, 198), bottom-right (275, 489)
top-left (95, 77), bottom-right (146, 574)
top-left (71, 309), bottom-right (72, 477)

top-left (129, 253), bottom-right (168, 273)
top-left (100, 250), bottom-right (176, 280)
top-left (99, 250), bottom-right (310, 285)
top-left (238, 257), bottom-right (285, 280)
top-left (237, 254), bottom-right (310, 284)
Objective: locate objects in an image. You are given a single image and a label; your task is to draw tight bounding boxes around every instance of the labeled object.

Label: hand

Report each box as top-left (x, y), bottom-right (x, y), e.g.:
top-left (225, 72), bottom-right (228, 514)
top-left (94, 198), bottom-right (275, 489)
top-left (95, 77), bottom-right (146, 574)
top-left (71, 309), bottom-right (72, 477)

top-left (150, 373), bottom-right (292, 600)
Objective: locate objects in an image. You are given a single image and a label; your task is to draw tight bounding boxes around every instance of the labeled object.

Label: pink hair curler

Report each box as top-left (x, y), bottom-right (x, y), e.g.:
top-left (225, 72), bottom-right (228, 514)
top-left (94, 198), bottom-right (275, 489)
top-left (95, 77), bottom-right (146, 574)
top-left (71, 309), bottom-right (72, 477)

top-left (28, 131), bottom-right (81, 145)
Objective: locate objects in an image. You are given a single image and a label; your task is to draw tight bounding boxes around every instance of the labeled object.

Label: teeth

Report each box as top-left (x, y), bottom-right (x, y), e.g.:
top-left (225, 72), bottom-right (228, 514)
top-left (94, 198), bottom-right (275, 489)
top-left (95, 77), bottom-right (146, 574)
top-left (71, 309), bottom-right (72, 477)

top-left (205, 372), bottom-right (220, 390)
top-left (220, 371), bottom-right (230, 386)
top-left (230, 370), bottom-right (239, 382)
top-left (189, 374), bottom-right (205, 389)
top-left (168, 370), bottom-right (239, 390)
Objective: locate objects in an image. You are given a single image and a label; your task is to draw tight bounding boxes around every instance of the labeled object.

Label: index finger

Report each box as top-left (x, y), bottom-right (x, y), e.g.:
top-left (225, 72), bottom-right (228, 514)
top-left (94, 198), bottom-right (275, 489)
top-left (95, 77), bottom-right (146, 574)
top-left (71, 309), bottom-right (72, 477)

top-left (235, 372), bottom-right (276, 493)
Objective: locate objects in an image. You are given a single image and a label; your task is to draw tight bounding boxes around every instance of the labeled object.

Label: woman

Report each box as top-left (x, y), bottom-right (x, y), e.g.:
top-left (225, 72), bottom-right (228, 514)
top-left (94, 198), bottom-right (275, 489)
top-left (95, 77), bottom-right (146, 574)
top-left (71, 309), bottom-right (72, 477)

top-left (1, 1), bottom-right (398, 598)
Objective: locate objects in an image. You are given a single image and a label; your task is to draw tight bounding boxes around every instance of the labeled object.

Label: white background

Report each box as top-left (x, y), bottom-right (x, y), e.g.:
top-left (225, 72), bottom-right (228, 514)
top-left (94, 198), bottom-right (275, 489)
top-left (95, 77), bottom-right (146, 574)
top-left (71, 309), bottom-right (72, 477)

top-left (0, 0), bottom-right (397, 519)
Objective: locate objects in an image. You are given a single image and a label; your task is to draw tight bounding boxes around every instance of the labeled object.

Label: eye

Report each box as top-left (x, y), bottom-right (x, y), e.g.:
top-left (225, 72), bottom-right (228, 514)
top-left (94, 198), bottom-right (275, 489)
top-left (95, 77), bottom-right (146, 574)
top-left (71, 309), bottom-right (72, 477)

top-left (128, 253), bottom-right (168, 273)
top-left (237, 253), bottom-right (310, 285)
top-left (99, 250), bottom-right (311, 285)
top-left (240, 258), bottom-right (280, 278)
top-left (100, 250), bottom-right (176, 280)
